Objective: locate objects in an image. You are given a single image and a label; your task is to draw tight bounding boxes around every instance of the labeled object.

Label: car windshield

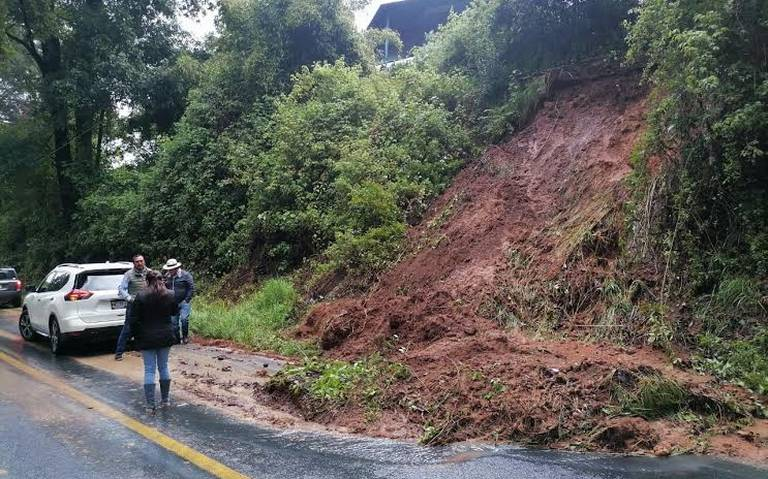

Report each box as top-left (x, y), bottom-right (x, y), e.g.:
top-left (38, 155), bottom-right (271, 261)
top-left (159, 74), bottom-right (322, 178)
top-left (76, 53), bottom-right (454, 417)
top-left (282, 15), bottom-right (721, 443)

top-left (76, 270), bottom-right (127, 291)
top-left (0, 270), bottom-right (16, 280)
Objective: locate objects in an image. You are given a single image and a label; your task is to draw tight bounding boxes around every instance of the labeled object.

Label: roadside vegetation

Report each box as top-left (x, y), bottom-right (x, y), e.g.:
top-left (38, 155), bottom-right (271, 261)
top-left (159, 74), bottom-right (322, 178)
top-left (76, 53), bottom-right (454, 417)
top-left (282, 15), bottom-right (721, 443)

top-left (266, 353), bottom-right (410, 420)
top-left (624, 0), bottom-right (768, 394)
top-left (191, 279), bottom-right (315, 357)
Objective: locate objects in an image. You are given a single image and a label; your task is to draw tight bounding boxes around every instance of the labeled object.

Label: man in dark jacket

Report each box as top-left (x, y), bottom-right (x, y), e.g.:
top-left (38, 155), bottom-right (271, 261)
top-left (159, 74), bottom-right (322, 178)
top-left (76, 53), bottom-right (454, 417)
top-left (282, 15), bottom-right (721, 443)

top-left (162, 258), bottom-right (195, 344)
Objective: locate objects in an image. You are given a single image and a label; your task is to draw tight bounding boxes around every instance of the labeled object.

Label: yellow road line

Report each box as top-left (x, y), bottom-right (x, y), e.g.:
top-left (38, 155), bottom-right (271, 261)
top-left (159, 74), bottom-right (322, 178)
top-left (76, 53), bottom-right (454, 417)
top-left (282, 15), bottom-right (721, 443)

top-left (0, 350), bottom-right (251, 479)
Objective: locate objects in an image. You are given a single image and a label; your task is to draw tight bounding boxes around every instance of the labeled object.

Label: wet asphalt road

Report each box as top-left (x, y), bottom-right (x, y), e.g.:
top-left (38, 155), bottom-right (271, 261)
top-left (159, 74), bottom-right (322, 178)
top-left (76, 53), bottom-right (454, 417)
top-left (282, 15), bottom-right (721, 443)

top-left (0, 306), bottom-right (766, 479)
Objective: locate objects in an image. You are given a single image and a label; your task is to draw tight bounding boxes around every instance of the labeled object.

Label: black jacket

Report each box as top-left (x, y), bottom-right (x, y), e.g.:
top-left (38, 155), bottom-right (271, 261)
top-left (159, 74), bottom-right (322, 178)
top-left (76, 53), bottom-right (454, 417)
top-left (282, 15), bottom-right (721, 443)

top-left (129, 289), bottom-right (179, 350)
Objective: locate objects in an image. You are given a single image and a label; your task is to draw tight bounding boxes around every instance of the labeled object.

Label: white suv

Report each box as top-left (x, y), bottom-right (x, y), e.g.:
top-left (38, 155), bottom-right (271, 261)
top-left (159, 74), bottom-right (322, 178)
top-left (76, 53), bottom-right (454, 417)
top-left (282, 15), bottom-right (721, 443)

top-left (18, 262), bottom-right (132, 354)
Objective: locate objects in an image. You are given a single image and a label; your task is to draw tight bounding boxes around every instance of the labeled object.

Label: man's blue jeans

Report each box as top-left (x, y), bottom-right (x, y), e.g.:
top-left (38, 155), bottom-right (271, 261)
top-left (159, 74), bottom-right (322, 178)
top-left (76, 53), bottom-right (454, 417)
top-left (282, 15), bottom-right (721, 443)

top-left (115, 301), bottom-right (132, 354)
top-left (141, 347), bottom-right (171, 384)
top-left (171, 301), bottom-right (192, 342)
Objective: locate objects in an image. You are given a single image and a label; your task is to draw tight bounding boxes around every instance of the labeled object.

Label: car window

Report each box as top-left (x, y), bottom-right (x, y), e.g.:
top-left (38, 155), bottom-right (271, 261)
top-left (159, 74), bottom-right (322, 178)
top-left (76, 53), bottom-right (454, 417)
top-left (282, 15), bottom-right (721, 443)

top-left (38, 270), bottom-right (70, 293)
top-left (75, 271), bottom-right (127, 291)
top-left (0, 270), bottom-right (16, 280)
top-left (37, 271), bottom-right (58, 292)
top-left (49, 272), bottom-right (71, 291)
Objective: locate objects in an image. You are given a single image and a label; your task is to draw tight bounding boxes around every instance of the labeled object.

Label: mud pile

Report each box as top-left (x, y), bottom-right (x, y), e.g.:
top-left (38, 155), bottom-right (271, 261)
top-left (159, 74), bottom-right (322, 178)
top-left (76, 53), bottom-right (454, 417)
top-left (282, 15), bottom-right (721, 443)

top-left (301, 73), bottom-right (646, 354)
top-left (285, 73), bottom-right (768, 460)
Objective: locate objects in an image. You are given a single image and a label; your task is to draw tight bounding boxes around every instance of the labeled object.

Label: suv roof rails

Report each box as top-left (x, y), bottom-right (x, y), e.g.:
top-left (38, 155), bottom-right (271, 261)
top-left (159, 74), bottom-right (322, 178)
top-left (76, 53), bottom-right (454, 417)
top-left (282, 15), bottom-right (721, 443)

top-left (56, 263), bottom-right (83, 269)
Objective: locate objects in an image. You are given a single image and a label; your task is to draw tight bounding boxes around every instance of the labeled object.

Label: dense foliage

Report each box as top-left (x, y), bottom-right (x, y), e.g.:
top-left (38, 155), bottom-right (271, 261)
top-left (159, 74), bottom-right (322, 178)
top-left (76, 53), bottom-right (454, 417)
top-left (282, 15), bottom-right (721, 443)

top-left (2, 0), bottom-right (193, 220)
top-left (627, 0), bottom-right (768, 289)
top-left (626, 0), bottom-right (768, 390)
top-left (239, 62), bottom-right (472, 276)
top-left (1, 0), bottom-right (639, 282)
top-left (416, 0), bottom-right (635, 140)
top-left (418, 0), bottom-right (634, 99)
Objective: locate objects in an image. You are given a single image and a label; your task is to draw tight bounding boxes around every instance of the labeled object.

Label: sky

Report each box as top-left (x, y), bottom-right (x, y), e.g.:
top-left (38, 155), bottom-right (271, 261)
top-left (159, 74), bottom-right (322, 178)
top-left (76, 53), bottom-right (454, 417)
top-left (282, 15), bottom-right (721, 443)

top-left (178, 1), bottom-right (391, 41)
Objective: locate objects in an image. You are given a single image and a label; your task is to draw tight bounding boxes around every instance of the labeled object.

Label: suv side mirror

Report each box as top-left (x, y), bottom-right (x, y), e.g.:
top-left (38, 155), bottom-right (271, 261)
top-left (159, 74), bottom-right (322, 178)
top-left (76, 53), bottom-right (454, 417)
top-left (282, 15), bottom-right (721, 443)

top-left (24, 285), bottom-right (36, 293)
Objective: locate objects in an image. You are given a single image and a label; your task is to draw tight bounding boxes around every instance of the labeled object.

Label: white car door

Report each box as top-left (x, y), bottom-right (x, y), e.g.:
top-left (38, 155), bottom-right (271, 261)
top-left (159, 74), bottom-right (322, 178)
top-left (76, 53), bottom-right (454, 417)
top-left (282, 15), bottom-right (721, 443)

top-left (26, 271), bottom-right (56, 332)
top-left (29, 270), bottom-right (71, 332)
top-left (39, 270), bottom-right (72, 328)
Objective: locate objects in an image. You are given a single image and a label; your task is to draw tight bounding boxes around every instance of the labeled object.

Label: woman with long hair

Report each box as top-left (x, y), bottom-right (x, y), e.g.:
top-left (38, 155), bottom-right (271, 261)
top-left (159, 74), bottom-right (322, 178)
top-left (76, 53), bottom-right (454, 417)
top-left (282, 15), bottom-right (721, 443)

top-left (129, 270), bottom-right (178, 411)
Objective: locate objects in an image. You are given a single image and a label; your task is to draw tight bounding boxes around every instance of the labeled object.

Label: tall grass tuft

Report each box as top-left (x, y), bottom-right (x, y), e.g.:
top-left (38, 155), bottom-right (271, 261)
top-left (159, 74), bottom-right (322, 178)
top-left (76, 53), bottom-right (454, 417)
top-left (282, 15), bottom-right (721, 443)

top-left (614, 375), bottom-right (690, 419)
top-left (713, 277), bottom-right (764, 313)
top-left (191, 278), bottom-right (316, 357)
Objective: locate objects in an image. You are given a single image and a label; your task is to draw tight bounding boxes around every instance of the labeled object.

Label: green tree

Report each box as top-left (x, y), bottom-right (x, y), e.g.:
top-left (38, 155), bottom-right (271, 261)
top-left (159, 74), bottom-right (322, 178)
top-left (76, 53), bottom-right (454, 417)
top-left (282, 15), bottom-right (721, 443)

top-left (363, 28), bottom-right (403, 62)
top-left (128, 0), bottom-right (368, 275)
top-left (2, 0), bottom-right (193, 219)
top-left (0, 117), bottom-right (63, 279)
top-left (240, 62), bottom-right (472, 275)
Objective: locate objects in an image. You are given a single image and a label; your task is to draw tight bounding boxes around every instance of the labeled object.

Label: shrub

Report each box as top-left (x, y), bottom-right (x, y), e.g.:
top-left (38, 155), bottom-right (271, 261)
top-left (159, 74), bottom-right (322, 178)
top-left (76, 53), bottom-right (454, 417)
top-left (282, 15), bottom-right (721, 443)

top-left (417, 0), bottom-right (635, 100)
top-left (695, 330), bottom-right (768, 396)
top-left (267, 353), bottom-right (411, 410)
top-left (626, 0), bottom-right (768, 290)
top-left (240, 61), bottom-right (473, 277)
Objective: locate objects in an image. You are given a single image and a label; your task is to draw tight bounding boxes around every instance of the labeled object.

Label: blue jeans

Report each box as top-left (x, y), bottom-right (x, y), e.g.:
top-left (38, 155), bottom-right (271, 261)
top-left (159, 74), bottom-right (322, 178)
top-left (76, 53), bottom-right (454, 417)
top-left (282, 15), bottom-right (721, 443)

top-left (115, 302), bottom-right (133, 354)
top-left (141, 347), bottom-right (171, 384)
top-left (171, 301), bottom-right (192, 341)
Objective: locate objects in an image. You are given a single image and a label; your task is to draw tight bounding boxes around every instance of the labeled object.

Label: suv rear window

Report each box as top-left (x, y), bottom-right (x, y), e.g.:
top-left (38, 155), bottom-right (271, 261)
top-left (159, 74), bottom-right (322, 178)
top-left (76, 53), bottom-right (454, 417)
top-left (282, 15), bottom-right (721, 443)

top-left (75, 269), bottom-right (129, 291)
top-left (0, 269), bottom-right (17, 280)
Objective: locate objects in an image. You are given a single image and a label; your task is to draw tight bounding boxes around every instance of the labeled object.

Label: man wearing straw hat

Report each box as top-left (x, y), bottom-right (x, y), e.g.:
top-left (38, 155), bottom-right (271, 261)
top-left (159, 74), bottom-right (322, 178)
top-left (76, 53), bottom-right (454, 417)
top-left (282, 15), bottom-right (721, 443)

top-left (162, 258), bottom-right (195, 344)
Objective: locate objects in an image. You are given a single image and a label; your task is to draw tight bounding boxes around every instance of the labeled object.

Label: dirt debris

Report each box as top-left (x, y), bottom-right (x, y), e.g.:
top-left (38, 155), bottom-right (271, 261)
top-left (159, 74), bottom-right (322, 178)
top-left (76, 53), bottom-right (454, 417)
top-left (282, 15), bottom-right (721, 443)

top-left (282, 73), bottom-right (768, 463)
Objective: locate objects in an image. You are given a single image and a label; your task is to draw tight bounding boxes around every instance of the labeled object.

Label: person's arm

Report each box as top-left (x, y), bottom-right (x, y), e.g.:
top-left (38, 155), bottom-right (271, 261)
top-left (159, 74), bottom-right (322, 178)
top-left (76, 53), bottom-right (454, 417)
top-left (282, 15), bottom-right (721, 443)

top-left (183, 271), bottom-right (195, 303)
top-left (118, 272), bottom-right (131, 301)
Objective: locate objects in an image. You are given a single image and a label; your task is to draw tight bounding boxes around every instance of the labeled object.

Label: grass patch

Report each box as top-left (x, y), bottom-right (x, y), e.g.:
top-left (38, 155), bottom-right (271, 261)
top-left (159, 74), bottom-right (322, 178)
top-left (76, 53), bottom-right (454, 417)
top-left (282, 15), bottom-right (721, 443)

top-left (690, 276), bottom-right (768, 395)
top-left (695, 330), bottom-right (768, 396)
top-left (611, 371), bottom-right (755, 421)
top-left (191, 278), bottom-right (316, 357)
top-left (267, 354), bottom-right (410, 416)
top-left (590, 277), bottom-right (646, 344)
top-left (613, 374), bottom-right (691, 419)
top-left (713, 277), bottom-right (764, 312)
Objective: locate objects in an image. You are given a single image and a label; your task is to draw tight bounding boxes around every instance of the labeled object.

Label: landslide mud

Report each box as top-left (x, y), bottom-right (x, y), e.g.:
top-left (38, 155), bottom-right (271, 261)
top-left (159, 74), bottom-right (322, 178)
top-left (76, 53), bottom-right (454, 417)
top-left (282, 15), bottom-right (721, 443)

top-left (289, 73), bottom-right (768, 462)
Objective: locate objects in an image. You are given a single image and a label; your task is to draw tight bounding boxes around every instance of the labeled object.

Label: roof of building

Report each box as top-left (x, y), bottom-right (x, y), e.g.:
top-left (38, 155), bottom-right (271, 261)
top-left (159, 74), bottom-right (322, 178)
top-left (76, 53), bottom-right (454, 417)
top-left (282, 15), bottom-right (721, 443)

top-left (368, 0), bottom-right (470, 52)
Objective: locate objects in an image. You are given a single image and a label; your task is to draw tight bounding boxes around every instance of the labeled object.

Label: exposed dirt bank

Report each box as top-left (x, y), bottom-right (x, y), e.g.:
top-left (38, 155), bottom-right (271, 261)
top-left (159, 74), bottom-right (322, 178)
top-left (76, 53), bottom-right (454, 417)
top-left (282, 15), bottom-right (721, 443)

top-left (280, 72), bottom-right (768, 464)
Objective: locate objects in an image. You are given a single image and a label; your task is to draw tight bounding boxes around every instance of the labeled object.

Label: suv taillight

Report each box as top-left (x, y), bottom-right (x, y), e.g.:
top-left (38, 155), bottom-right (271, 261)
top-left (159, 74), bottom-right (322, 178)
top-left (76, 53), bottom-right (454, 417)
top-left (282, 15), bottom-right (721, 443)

top-left (14, 280), bottom-right (21, 292)
top-left (65, 289), bottom-right (93, 301)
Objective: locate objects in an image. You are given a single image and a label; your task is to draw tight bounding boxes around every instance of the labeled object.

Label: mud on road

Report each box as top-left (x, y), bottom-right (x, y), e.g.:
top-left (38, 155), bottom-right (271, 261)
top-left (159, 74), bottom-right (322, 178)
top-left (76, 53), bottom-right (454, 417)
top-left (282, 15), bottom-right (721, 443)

top-left (0, 306), bottom-right (328, 435)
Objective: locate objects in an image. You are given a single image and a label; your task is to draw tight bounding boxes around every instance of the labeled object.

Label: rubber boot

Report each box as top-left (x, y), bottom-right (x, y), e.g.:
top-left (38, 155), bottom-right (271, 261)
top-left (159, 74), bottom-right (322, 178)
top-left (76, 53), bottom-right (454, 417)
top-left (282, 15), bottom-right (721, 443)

top-left (159, 379), bottom-right (171, 408)
top-left (143, 383), bottom-right (156, 412)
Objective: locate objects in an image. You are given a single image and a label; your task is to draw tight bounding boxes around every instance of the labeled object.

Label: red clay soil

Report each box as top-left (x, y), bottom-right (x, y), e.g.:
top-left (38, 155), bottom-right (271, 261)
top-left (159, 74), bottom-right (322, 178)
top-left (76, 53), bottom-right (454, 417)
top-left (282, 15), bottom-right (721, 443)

top-left (287, 73), bottom-right (768, 462)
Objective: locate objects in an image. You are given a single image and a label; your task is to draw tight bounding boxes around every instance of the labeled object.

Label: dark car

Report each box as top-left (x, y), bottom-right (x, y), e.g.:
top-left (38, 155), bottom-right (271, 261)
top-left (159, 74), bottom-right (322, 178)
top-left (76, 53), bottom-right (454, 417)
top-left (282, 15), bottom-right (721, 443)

top-left (0, 267), bottom-right (22, 307)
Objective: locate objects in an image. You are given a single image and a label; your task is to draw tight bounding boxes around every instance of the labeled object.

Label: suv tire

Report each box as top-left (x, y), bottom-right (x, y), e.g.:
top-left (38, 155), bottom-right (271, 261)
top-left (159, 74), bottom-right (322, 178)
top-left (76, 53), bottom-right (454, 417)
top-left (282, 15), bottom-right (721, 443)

top-left (19, 308), bottom-right (40, 341)
top-left (49, 317), bottom-right (67, 355)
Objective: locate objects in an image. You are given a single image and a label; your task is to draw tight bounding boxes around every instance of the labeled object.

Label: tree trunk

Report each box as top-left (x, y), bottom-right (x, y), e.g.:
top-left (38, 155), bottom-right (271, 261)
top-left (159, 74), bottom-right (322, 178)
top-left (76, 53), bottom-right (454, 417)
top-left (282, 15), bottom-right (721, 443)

top-left (75, 106), bottom-right (96, 173)
top-left (40, 37), bottom-right (78, 221)
top-left (95, 109), bottom-right (106, 169)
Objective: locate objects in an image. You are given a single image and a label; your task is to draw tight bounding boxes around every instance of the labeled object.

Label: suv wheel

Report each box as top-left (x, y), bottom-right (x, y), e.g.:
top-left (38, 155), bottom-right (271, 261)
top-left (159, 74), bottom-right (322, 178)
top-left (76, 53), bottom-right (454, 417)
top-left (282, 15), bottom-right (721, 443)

top-left (19, 309), bottom-right (39, 341)
top-left (49, 317), bottom-right (67, 355)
